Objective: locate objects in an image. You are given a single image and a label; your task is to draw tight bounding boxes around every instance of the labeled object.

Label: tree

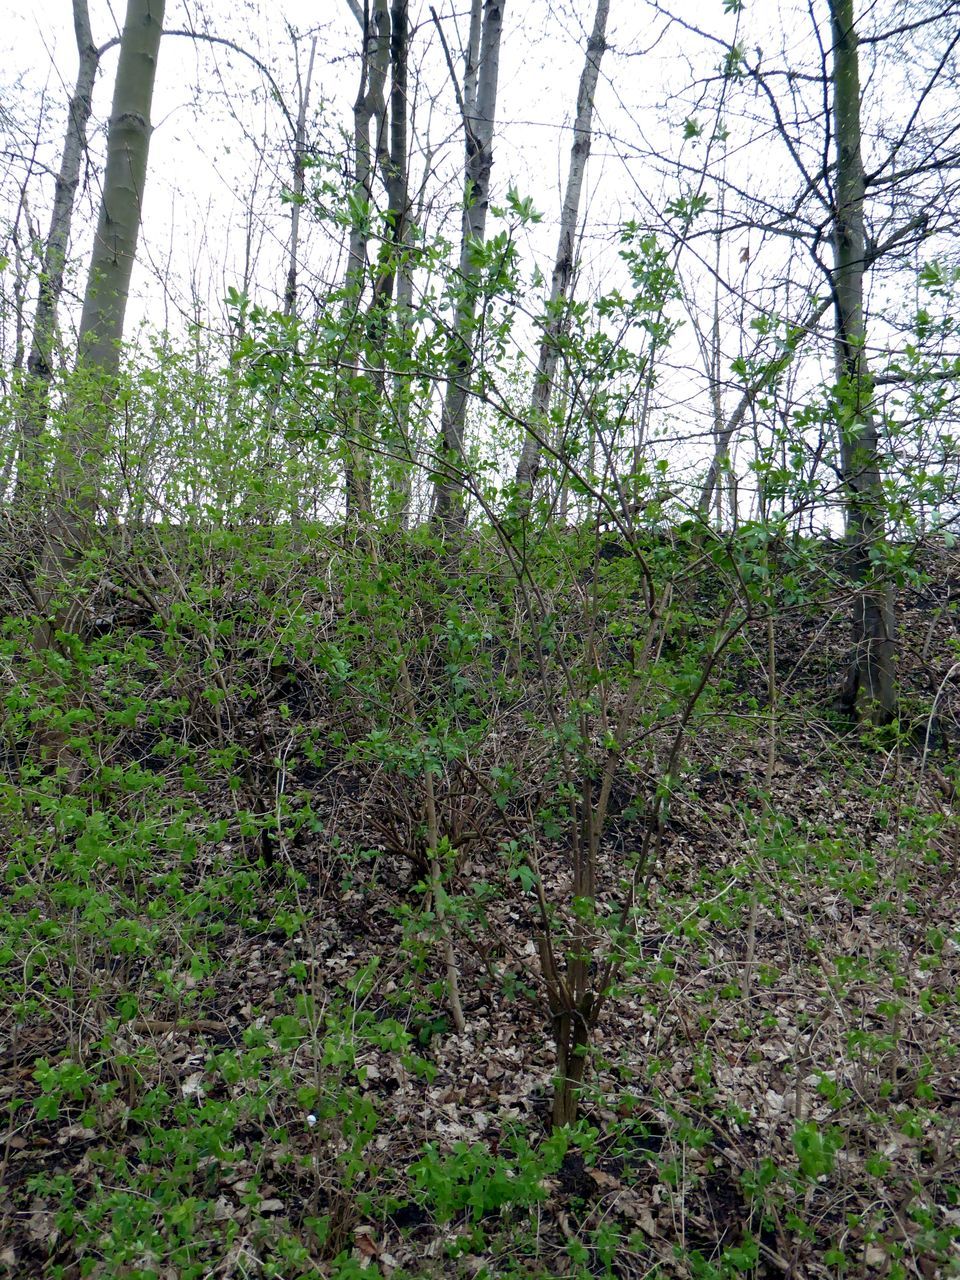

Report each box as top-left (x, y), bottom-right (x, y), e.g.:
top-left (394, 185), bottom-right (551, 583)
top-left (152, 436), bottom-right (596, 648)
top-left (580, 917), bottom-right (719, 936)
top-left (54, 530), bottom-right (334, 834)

top-left (515, 0), bottom-right (610, 500)
top-left (657, 0), bottom-right (960, 720)
top-left (14, 0), bottom-right (119, 509)
top-left (359, 0), bottom-right (415, 523)
top-left (55, 0), bottom-right (165, 539)
top-left (432, 0), bottom-right (505, 535)
top-left (32, 0), bottom-right (165, 650)
top-left (830, 0), bottom-right (896, 721)
top-left (274, 29), bottom-right (317, 522)
top-left (343, 0), bottom-right (391, 521)
top-left (282, 33), bottom-right (318, 322)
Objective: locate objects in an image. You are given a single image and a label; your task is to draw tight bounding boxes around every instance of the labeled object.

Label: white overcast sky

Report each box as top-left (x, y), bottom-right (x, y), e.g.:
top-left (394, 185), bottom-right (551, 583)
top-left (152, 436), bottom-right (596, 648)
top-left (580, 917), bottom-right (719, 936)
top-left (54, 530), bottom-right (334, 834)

top-left (2, 0), bottom-right (759, 330)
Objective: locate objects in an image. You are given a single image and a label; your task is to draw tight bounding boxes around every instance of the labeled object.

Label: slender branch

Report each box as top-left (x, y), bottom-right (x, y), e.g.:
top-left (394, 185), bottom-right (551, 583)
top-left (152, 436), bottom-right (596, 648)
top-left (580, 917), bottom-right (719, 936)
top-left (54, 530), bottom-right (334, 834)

top-left (162, 29), bottom-right (295, 131)
top-left (428, 5), bottom-right (469, 131)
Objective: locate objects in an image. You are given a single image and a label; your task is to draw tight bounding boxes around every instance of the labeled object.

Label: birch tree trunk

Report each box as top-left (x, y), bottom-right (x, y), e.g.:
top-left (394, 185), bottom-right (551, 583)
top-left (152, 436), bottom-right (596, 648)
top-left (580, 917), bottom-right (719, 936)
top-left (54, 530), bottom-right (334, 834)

top-left (14, 0), bottom-right (117, 509)
top-left (56, 0), bottom-right (165, 535)
top-left (514, 0), bottom-right (609, 497)
top-left (433, 0), bottom-right (505, 535)
top-left (344, 0), bottom-right (390, 520)
top-left (830, 0), bottom-right (896, 722)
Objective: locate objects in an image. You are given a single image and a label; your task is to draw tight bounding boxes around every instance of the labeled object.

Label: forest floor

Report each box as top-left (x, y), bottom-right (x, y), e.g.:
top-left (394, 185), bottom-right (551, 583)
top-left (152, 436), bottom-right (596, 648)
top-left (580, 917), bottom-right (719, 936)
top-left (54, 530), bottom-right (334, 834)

top-left (1, 530), bottom-right (959, 1280)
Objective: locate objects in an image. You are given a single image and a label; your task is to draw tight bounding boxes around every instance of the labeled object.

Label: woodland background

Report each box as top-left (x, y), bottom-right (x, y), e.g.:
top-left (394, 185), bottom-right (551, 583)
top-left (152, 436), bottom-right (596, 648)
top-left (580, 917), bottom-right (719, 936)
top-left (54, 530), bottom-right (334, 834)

top-left (1, 2), bottom-right (959, 1277)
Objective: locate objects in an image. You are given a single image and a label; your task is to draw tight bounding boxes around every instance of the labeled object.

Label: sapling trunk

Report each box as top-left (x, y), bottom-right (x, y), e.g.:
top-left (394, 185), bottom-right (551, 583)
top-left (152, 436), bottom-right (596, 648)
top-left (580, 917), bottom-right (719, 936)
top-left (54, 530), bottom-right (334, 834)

top-left (551, 1009), bottom-right (591, 1129)
top-left (425, 767), bottom-right (466, 1034)
top-left (530, 581), bottom-right (744, 1129)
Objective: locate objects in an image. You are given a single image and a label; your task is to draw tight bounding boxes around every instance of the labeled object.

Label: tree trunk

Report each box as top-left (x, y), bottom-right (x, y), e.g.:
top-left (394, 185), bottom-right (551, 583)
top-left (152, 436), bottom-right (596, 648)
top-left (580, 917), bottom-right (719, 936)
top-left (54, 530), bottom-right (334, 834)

top-left (344, 0), bottom-right (390, 521)
top-left (433, 0), bottom-right (505, 535)
top-left (57, 0), bottom-right (165, 534)
top-left (386, 0), bottom-right (417, 526)
top-left (366, 0), bottom-right (415, 521)
top-left (830, 0), bottom-right (896, 723)
top-left (551, 1008), bottom-right (590, 1129)
top-left (283, 36), bottom-right (317, 320)
top-left (33, 0), bottom-right (163, 651)
top-left (15, 0), bottom-right (116, 509)
top-left (515, 0), bottom-right (609, 497)
top-left (281, 33), bottom-right (317, 523)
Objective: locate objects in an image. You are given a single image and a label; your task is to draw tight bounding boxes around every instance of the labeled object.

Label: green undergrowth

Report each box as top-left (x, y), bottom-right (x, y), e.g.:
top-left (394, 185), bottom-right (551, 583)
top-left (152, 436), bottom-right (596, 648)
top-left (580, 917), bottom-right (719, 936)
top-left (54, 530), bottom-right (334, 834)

top-left (1, 526), bottom-right (959, 1278)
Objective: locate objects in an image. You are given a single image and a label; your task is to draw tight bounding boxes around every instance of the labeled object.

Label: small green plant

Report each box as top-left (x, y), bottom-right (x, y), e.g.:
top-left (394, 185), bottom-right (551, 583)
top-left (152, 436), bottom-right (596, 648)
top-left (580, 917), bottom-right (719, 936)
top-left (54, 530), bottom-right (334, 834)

top-left (792, 1121), bottom-right (844, 1180)
top-left (410, 1130), bottom-right (569, 1225)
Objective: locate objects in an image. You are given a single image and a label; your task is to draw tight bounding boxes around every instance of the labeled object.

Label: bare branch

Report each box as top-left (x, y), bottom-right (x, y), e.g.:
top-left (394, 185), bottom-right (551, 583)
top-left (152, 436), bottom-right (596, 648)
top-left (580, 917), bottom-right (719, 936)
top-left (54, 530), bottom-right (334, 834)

top-left (428, 6), bottom-right (469, 133)
top-left (162, 28), bottom-right (295, 131)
